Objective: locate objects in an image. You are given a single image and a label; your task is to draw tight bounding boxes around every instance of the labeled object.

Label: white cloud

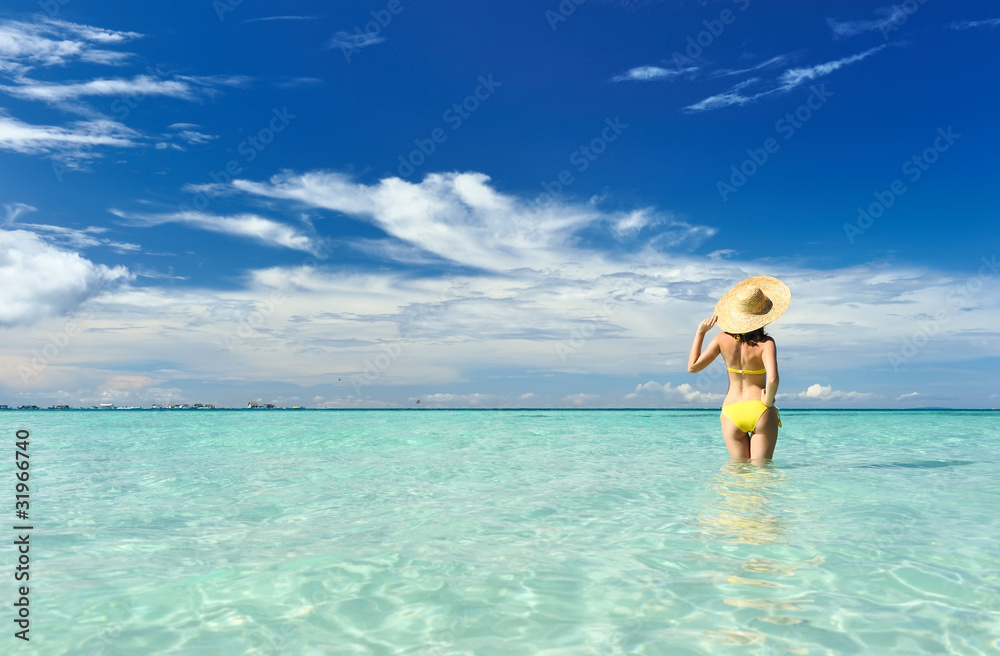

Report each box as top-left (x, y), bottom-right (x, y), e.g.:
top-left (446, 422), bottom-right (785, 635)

top-left (174, 130), bottom-right (216, 145)
top-left (274, 77), bottom-right (324, 89)
top-left (326, 31), bottom-right (384, 50)
top-left (685, 46), bottom-right (885, 112)
top-left (778, 46), bottom-right (886, 89)
top-left (243, 16), bottom-right (318, 23)
top-left (3, 202), bottom-right (36, 223)
top-left (173, 74), bottom-right (253, 90)
top-left (229, 170), bottom-right (716, 271)
top-left (0, 18), bottom-right (140, 74)
top-left (610, 65), bottom-right (696, 82)
top-left (5, 242), bottom-right (1000, 406)
top-left (143, 170), bottom-right (1000, 394)
top-left (45, 19), bottom-right (141, 45)
top-left (826, 9), bottom-right (908, 38)
top-left (712, 55), bottom-right (790, 78)
top-left (111, 209), bottom-right (323, 255)
top-left (419, 393), bottom-right (492, 405)
top-left (647, 222), bottom-right (717, 251)
top-left (684, 78), bottom-right (765, 112)
top-left (0, 75), bottom-right (196, 103)
top-left (4, 203), bottom-right (142, 252)
top-left (564, 393), bottom-right (600, 406)
top-left (625, 380), bottom-right (723, 404)
top-left (612, 209), bottom-right (657, 237)
top-left (0, 20), bottom-right (247, 163)
top-left (348, 238), bottom-right (450, 266)
top-left (5, 168), bottom-right (1000, 406)
top-left (0, 114), bottom-right (140, 166)
top-left (11, 223), bottom-right (105, 249)
top-left (897, 392), bottom-right (920, 400)
top-left (106, 241), bottom-right (141, 253)
top-left (948, 18), bottom-right (1000, 30)
top-left (785, 384), bottom-right (875, 402)
top-left (707, 249), bottom-right (735, 261)
top-left (0, 229), bottom-right (130, 326)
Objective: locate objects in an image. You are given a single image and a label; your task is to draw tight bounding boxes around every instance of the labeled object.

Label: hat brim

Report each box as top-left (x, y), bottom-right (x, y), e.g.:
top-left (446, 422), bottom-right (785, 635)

top-left (714, 276), bottom-right (790, 334)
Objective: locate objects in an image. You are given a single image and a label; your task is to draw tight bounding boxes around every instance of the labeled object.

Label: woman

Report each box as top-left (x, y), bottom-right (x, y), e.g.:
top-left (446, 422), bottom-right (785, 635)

top-left (687, 276), bottom-right (790, 460)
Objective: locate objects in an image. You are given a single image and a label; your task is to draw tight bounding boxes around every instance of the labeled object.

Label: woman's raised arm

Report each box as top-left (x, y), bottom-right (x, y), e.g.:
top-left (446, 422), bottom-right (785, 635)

top-left (688, 315), bottom-right (721, 373)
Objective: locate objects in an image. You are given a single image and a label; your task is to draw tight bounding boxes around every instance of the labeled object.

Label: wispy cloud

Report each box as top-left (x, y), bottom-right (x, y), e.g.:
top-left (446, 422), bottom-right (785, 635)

top-left (173, 74), bottom-right (253, 90)
top-left (948, 18), bottom-right (1000, 30)
top-left (169, 125), bottom-right (217, 145)
top-left (612, 208), bottom-right (659, 237)
top-left (111, 209), bottom-right (323, 255)
top-left (712, 55), bottom-right (790, 78)
top-left (685, 45), bottom-right (885, 112)
top-left (274, 77), bottom-right (324, 89)
top-left (5, 203), bottom-right (140, 252)
top-left (0, 18), bottom-right (249, 163)
top-left (778, 46), bottom-right (886, 88)
top-left (707, 249), bottom-right (735, 261)
top-left (224, 170), bottom-right (716, 271)
top-left (243, 16), bottom-right (318, 23)
top-left (12, 223), bottom-right (105, 249)
top-left (43, 19), bottom-right (141, 44)
top-left (0, 75), bottom-right (198, 103)
top-left (0, 113), bottom-right (141, 166)
top-left (0, 18), bottom-right (140, 75)
top-left (164, 123), bottom-right (217, 147)
top-left (826, 8), bottom-right (908, 39)
top-left (610, 65), bottom-right (697, 82)
top-left (3, 202), bottom-right (36, 223)
top-left (325, 31), bottom-right (384, 51)
top-left (683, 78), bottom-right (763, 112)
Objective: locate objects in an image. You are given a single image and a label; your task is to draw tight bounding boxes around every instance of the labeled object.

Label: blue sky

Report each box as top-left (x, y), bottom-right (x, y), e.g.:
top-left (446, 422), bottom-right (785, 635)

top-left (1, 0), bottom-right (998, 408)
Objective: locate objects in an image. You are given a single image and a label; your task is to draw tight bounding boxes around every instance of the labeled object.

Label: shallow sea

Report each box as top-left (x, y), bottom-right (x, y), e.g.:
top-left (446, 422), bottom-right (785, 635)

top-left (4, 409), bottom-right (999, 655)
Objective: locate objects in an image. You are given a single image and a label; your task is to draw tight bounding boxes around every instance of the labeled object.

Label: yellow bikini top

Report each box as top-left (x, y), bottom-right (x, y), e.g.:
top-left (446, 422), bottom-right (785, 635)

top-left (727, 366), bottom-right (766, 374)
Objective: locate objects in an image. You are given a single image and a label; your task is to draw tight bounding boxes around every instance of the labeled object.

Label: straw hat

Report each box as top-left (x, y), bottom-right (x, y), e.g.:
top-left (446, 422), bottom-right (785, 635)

top-left (714, 276), bottom-right (790, 334)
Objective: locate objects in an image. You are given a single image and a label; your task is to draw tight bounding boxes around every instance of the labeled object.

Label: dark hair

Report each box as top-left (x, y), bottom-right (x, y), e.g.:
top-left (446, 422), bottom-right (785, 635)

top-left (727, 327), bottom-right (771, 347)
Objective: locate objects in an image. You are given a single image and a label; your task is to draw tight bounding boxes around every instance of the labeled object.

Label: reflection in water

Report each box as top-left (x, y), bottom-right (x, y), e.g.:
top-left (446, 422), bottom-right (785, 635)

top-left (699, 461), bottom-right (789, 545)
top-left (695, 462), bottom-right (815, 651)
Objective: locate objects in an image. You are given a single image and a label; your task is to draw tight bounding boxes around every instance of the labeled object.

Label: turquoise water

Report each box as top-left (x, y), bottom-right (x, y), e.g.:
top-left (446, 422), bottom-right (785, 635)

top-left (5, 410), bottom-right (1000, 655)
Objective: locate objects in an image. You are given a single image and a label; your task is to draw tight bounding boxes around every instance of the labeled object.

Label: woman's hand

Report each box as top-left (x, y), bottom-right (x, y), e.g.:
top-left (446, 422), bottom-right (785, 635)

top-left (696, 315), bottom-right (717, 335)
top-left (761, 388), bottom-right (772, 407)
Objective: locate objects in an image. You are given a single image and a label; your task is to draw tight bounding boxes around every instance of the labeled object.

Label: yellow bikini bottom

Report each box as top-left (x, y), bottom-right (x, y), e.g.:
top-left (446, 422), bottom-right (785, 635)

top-left (721, 400), bottom-right (781, 434)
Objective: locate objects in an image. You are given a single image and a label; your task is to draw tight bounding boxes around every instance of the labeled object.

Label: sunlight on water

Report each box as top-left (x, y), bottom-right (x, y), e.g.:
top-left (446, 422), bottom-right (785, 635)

top-left (11, 410), bottom-right (1000, 654)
